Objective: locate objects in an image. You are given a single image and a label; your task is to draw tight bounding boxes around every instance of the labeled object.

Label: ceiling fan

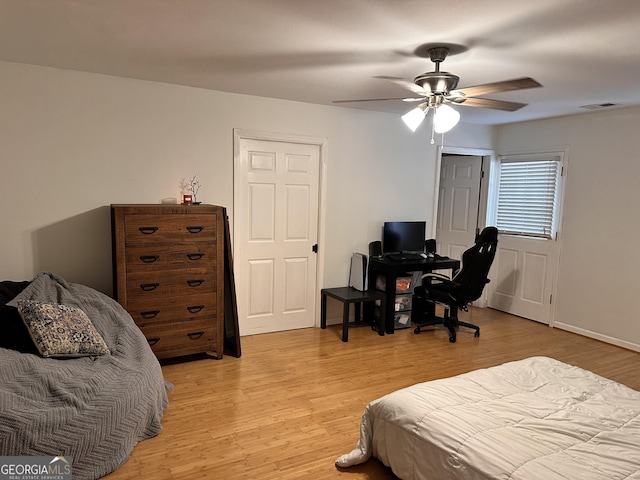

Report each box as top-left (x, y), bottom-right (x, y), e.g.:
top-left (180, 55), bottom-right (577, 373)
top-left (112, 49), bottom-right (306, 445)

top-left (334, 46), bottom-right (542, 133)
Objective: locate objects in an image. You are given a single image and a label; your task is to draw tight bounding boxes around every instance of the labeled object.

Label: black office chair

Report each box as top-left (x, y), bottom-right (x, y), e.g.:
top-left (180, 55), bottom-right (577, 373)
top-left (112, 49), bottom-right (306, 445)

top-left (412, 227), bottom-right (498, 343)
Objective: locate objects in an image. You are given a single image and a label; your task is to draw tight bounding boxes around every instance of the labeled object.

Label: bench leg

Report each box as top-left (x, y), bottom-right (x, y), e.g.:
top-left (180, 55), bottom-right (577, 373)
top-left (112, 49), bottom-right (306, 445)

top-left (321, 293), bottom-right (327, 329)
top-left (342, 302), bottom-right (350, 342)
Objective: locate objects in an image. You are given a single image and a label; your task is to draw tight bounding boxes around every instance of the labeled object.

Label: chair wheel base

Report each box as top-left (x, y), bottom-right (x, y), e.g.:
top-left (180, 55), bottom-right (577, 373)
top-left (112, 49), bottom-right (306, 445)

top-left (413, 317), bottom-right (480, 343)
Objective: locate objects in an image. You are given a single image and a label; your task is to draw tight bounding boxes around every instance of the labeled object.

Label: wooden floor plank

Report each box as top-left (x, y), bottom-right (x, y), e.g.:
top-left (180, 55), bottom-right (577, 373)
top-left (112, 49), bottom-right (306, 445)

top-left (103, 308), bottom-right (640, 479)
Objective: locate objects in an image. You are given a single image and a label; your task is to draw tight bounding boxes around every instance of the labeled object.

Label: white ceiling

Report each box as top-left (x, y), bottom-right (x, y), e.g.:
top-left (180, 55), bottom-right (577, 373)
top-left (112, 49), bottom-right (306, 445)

top-left (2, 0), bottom-right (640, 125)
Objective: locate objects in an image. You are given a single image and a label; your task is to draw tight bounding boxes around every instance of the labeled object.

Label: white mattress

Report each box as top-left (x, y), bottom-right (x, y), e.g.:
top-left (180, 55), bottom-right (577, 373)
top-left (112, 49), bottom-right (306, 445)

top-left (336, 356), bottom-right (640, 479)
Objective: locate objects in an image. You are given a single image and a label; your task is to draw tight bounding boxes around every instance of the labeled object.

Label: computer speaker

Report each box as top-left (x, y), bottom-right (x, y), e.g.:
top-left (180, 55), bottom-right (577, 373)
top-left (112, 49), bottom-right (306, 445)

top-left (425, 239), bottom-right (437, 254)
top-left (369, 240), bottom-right (382, 258)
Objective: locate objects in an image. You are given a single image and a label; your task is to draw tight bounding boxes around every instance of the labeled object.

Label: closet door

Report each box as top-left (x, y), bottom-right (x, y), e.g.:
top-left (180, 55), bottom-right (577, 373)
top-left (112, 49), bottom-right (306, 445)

top-left (235, 135), bottom-right (320, 336)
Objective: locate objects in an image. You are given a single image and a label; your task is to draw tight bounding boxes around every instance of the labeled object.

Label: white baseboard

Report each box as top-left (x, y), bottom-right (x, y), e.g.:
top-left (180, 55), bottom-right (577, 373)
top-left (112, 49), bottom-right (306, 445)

top-left (553, 322), bottom-right (640, 353)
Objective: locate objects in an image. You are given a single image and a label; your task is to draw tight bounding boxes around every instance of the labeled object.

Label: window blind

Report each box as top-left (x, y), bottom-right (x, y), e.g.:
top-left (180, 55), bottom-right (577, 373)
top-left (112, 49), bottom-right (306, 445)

top-left (495, 159), bottom-right (560, 238)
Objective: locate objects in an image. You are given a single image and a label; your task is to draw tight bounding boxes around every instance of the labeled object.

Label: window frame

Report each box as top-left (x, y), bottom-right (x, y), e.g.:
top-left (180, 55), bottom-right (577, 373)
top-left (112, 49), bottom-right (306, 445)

top-left (487, 152), bottom-right (565, 240)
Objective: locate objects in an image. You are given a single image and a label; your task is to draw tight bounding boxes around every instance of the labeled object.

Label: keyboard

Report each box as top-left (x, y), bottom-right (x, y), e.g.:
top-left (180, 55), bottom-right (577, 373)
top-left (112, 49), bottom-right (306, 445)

top-left (385, 252), bottom-right (425, 261)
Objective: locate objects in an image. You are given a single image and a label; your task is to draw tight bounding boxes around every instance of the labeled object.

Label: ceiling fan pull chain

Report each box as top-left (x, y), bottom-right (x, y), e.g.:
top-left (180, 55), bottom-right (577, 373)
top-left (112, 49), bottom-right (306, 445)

top-left (430, 108), bottom-right (436, 145)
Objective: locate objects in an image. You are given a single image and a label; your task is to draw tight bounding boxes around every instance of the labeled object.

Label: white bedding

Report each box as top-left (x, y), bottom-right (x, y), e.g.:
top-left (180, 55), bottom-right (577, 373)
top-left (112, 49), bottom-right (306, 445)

top-left (336, 356), bottom-right (640, 480)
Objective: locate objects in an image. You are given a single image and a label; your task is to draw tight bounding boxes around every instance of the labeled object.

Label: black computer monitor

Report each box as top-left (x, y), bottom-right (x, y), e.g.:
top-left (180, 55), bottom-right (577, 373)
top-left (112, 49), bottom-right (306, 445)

top-left (382, 221), bottom-right (426, 254)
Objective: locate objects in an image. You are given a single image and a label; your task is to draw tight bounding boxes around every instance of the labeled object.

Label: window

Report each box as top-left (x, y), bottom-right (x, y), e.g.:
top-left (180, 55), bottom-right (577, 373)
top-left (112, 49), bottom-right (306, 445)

top-left (491, 154), bottom-right (563, 239)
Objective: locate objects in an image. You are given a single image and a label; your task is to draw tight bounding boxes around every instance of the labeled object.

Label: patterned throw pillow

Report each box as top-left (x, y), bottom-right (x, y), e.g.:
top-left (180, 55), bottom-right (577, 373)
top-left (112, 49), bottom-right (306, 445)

top-left (16, 300), bottom-right (110, 357)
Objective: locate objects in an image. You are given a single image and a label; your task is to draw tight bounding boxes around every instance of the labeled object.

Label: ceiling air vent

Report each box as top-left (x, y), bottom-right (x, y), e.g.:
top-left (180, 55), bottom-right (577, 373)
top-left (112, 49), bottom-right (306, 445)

top-left (580, 103), bottom-right (619, 110)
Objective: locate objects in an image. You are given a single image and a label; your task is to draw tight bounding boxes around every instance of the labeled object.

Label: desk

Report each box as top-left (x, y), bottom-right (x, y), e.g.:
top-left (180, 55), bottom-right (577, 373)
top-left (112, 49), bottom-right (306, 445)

top-left (368, 256), bottom-right (461, 334)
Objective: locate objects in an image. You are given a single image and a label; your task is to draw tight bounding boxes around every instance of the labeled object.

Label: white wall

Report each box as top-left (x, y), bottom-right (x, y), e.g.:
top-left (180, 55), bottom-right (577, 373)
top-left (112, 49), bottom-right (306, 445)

top-left (5, 61), bottom-right (635, 352)
top-left (496, 107), bottom-right (640, 351)
top-left (0, 61), bottom-right (493, 297)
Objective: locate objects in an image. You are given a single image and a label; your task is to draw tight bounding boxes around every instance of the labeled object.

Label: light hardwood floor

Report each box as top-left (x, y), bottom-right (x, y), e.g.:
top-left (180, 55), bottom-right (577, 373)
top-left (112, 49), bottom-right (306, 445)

top-left (104, 308), bottom-right (640, 479)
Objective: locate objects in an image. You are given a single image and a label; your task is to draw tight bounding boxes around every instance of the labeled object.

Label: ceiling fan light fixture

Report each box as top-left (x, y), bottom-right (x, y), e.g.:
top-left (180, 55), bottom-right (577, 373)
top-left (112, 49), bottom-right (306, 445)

top-left (433, 104), bottom-right (460, 133)
top-left (402, 104), bottom-right (427, 132)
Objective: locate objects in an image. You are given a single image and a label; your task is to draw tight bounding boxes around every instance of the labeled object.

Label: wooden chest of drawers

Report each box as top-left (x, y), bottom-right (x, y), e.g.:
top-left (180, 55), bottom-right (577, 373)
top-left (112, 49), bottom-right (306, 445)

top-left (111, 204), bottom-right (225, 359)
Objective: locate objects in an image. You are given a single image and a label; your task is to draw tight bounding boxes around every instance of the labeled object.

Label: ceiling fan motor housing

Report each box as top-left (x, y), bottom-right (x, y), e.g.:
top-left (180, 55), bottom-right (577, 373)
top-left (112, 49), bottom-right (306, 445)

top-left (414, 72), bottom-right (460, 94)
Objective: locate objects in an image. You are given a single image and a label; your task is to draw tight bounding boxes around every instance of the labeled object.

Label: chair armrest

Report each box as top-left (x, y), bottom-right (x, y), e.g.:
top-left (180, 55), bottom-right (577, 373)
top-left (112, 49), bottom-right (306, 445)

top-left (420, 272), bottom-right (451, 282)
top-left (420, 273), bottom-right (460, 290)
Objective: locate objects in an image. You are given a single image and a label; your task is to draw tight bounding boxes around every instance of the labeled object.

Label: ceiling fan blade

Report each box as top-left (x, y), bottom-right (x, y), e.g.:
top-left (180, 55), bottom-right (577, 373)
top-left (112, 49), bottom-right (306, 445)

top-left (452, 77), bottom-right (541, 98)
top-left (333, 97), bottom-right (424, 104)
top-left (449, 97), bottom-right (527, 111)
top-left (374, 75), bottom-right (427, 96)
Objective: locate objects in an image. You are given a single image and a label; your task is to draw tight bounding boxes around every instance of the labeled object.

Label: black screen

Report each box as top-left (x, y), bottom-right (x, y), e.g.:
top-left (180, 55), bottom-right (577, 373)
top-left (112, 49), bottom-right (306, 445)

top-left (382, 221), bottom-right (426, 254)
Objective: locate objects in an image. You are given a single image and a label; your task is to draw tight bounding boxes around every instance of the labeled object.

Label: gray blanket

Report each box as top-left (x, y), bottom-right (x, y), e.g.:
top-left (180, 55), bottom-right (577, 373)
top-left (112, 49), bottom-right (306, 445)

top-left (1, 272), bottom-right (171, 480)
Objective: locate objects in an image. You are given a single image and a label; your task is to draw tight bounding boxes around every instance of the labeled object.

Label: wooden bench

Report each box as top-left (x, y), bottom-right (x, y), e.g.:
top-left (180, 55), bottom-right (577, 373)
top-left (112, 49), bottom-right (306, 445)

top-left (320, 287), bottom-right (386, 342)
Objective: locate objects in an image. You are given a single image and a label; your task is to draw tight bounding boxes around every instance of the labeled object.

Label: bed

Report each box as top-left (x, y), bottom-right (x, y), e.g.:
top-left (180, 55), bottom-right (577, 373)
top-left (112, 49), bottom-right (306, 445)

top-left (336, 356), bottom-right (640, 479)
top-left (0, 272), bottom-right (172, 480)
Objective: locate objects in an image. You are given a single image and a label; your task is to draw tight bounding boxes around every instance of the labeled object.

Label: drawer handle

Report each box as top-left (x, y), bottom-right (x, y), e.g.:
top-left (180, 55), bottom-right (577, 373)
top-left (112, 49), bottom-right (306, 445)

top-left (186, 252), bottom-right (204, 261)
top-left (187, 331), bottom-right (205, 340)
top-left (140, 282), bottom-right (160, 291)
top-left (187, 305), bottom-right (205, 313)
top-left (139, 255), bottom-right (160, 263)
top-left (186, 225), bottom-right (204, 234)
top-left (141, 310), bottom-right (160, 319)
top-left (147, 337), bottom-right (160, 346)
top-left (187, 279), bottom-right (204, 287)
top-left (139, 226), bottom-right (159, 235)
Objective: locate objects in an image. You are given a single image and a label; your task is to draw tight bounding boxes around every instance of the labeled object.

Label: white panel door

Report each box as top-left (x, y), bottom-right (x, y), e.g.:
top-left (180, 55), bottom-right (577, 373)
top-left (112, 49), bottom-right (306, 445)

top-left (488, 235), bottom-right (558, 324)
top-left (235, 137), bottom-right (320, 335)
top-left (436, 155), bottom-right (482, 259)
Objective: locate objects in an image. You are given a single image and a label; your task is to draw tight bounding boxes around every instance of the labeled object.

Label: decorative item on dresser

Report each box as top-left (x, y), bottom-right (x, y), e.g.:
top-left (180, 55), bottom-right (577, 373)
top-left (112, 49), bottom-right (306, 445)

top-left (111, 204), bottom-right (225, 359)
